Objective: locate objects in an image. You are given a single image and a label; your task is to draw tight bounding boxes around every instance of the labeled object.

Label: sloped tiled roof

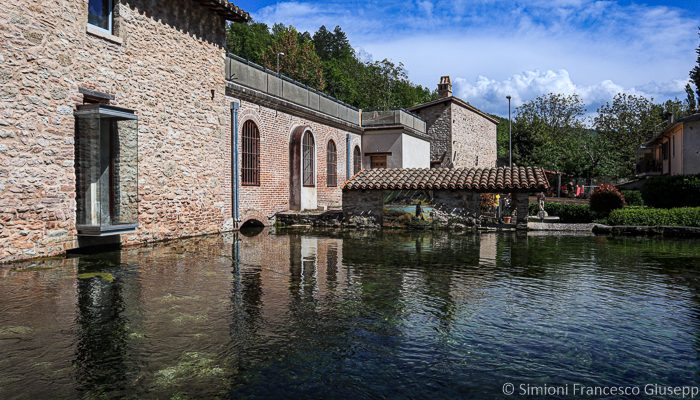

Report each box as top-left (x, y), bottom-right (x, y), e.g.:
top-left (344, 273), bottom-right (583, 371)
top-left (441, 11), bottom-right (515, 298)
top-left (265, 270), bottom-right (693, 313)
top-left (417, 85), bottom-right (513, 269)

top-left (343, 167), bottom-right (549, 192)
top-left (196, 0), bottom-right (250, 21)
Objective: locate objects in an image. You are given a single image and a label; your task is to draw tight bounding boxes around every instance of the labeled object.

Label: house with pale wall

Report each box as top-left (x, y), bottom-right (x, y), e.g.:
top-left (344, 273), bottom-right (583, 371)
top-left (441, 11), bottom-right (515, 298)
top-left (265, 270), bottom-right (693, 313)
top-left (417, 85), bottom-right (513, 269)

top-left (0, 0), bottom-right (497, 263)
top-left (636, 113), bottom-right (700, 177)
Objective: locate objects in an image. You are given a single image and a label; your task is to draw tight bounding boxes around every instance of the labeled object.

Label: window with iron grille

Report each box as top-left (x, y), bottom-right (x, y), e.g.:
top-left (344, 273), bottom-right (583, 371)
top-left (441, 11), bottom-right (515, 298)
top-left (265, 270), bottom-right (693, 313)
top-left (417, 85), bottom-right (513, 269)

top-left (353, 145), bottom-right (361, 175)
top-left (303, 131), bottom-right (315, 187)
top-left (327, 140), bottom-right (337, 187)
top-left (242, 120), bottom-right (260, 186)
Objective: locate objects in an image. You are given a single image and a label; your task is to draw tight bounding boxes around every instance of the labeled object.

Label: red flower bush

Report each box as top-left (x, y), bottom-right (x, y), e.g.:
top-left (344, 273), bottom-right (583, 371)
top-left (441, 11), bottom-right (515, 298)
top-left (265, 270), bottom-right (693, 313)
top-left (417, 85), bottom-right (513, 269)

top-left (589, 184), bottom-right (626, 217)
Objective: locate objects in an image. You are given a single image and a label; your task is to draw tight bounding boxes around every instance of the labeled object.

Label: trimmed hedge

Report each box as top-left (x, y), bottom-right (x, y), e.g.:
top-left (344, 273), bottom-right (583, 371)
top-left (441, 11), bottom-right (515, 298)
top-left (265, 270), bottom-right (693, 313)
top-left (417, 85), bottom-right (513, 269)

top-left (529, 202), bottom-right (593, 223)
top-left (606, 207), bottom-right (700, 227)
top-left (621, 190), bottom-right (644, 207)
top-left (641, 174), bottom-right (700, 208)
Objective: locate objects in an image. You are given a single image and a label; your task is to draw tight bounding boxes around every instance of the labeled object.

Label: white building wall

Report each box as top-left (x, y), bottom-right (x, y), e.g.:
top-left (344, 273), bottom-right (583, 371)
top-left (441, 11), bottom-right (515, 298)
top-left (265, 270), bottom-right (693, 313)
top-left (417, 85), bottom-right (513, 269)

top-left (401, 134), bottom-right (430, 168)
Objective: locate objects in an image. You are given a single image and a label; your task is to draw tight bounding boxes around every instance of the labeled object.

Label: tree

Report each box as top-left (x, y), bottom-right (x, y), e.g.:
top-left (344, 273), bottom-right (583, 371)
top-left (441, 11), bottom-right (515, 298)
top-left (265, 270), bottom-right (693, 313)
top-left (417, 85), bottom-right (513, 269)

top-left (261, 24), bottom-right (325, 90)
top-left (594, 93), bottom-right (663, 178)
top-left (686, 83), bottom-right (697, 114)
top-left (226, 20), bottom-right (272, 64)
top-left (690, 27), bottom-right (700, 102)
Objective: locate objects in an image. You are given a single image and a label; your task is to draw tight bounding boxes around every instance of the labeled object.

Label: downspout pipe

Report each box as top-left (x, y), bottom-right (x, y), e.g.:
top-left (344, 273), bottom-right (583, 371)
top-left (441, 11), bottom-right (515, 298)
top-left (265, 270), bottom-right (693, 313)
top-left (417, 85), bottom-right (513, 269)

top-left (346, 133), bottom-right (351, 180)
top-left (231, 101), bottom-right (240, 224)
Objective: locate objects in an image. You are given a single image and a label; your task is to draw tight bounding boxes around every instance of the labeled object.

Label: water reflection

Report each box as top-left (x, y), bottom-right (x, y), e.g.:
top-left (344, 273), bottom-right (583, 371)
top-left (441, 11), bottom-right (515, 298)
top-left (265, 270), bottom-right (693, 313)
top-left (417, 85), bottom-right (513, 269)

top-left (0, 231), bottom-right (700, 399)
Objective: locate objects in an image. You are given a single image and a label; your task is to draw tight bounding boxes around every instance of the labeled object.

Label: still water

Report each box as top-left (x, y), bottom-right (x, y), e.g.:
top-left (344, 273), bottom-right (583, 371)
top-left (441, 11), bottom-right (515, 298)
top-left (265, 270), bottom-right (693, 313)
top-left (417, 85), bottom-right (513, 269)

top-left (1, 230), bottom-right (700, 399)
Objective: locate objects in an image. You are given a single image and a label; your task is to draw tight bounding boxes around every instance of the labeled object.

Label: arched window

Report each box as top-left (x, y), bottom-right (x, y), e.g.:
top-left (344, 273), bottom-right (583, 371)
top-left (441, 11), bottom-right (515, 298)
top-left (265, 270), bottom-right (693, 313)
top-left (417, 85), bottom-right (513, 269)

top-left (353, 145), bottom-right (361, 175)
top-left (302, 131), bottom-right (315, 187)
top-left (327, 140), bottom-right (337, 187)
top-left (241, 120), bottom-right (260, 186)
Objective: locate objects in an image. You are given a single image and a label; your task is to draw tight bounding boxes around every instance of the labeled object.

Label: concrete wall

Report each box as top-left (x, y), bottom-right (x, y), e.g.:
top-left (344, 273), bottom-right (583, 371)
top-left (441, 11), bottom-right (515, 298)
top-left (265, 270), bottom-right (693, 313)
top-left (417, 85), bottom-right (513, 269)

top-left (362, 130), bottom-right (403, 168)
top-left (684, 121), bottom-right (700, 175)
top-left (0, 0), bottom-right (233, 262)
top-left (450, 103), bottom-right (498, 168)
top-left (669, 124), bottom-right (683, 175)
top-left (401, 134), bottom-right (430, 168)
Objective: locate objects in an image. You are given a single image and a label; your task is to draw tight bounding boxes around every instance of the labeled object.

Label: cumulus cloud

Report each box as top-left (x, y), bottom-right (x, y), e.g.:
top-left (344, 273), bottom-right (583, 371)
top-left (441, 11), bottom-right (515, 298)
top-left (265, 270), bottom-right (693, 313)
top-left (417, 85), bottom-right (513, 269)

top-left (251, 0), bottom-right (697, 116)
top-left (454, 70), bottom-right (690, 117)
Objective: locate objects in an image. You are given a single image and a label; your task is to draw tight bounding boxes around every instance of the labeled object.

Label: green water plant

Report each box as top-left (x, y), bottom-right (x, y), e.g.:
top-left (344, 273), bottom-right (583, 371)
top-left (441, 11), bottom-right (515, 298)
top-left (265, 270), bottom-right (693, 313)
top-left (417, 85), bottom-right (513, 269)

top-left (77, 272), bottom-right (115, 283)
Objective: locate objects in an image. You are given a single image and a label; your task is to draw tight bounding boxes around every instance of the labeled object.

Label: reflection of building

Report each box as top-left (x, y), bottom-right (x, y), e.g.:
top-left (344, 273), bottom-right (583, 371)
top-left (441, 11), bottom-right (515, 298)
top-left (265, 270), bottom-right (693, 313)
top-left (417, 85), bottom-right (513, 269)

top-left (637, 114), bottom-right (700, 176)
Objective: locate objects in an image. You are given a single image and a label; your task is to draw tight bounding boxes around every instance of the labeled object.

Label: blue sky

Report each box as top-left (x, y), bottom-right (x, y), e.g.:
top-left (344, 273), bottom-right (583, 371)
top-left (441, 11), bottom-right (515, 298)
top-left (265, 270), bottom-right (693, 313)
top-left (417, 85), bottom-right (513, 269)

top-left (232, 0), bottom-right (699, 117)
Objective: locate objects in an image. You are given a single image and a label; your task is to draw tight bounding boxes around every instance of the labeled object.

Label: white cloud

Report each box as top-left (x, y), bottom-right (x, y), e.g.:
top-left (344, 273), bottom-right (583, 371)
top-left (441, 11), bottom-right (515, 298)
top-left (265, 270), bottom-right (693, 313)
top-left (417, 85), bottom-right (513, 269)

top-left (251, 0), bottom-right (698, 116)
top-left (454, 69), bottom-right (690, 117)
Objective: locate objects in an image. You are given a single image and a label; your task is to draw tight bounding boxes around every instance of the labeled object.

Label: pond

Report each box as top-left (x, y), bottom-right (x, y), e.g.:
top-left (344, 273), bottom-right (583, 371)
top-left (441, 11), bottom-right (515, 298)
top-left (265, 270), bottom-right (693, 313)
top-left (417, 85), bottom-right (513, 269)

top-left (1, 230), bottom-right (700, 399)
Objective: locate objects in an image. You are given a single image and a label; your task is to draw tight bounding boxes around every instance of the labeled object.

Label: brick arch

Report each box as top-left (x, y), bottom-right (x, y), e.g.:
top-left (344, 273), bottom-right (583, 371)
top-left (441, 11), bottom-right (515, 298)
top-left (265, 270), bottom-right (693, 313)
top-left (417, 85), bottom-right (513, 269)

top-left (240, 209), bottom-right (268, 227)
top-left (289, 125), bottom-right (312, 211)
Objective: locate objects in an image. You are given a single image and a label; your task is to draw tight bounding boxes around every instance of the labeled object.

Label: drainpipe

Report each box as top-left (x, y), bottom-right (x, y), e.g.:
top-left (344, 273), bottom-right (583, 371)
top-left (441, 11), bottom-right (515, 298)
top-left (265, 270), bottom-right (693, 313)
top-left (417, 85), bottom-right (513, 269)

top-left (231, 101), bottom-right (240, 224)
top-left (346, 133), bottom-right (351, 180)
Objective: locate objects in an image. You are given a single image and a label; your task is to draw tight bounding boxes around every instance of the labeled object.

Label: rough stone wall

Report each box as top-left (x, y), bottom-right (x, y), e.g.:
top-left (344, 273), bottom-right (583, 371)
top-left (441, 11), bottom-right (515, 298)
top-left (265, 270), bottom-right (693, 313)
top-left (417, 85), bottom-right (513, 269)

top-left (0, 0), bottom-right (232, 262)
top-left (450, 103), bottom-right (498, 168)
top-left (342, 190), bottom-right (383, 227)
top-left (412, 103), bottom-right (451, 166)
top-left (236, 100), bottom-right (361, 226)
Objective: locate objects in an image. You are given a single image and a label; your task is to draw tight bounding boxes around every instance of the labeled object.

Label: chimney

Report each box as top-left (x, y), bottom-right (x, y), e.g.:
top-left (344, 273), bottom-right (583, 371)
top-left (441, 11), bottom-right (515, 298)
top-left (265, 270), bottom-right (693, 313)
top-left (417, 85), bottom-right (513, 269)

top-left (437, 76), bottom-right (452, 98)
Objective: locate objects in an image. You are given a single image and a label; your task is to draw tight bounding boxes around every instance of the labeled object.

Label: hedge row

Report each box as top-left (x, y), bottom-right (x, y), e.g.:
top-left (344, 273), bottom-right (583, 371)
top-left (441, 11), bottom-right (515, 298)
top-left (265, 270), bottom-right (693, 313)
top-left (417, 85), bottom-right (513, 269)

top-left (620, 190), bottom-right (644, 207)
top-left (529, 202), bottom-right (593, 223)
top-left (606, 207), bottom-right (700, 227)
top-left (641, 175), bottom-right (700, 208)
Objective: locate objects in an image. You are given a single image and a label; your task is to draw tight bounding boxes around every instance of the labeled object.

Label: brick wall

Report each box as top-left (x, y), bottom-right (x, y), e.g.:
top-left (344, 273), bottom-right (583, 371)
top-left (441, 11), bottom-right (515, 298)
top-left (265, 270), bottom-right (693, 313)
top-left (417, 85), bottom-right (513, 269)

top-left (0, 0), bottom-right (233, 262)
top-left (236, 100), bottom-right (361, 226)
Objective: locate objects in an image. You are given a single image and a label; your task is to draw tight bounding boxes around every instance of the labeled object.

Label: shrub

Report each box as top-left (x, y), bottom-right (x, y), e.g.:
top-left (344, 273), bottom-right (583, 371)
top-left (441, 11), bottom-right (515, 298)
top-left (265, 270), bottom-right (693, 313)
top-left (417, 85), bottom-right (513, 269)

top-left (606, 207), bottom-right (700, 227)
top-left (590, 184), bottom-right (625, 217)
top-left (528, 202), bottom-right (593, 223)
top-left (641, 174), bottom-right (700, 208)
top-left (620, 190), bottom-right (644, 207)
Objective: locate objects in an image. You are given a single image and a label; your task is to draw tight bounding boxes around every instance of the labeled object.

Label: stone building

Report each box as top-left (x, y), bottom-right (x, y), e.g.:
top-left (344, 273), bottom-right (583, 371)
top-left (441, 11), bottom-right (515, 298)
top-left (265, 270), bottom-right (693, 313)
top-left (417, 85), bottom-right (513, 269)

top-left (0, 0), bottom-right (369, 263)
top-left (342, 167), bottom-right (549, 229)
top-left (410, 76), bottom-right (499, 169)
top-left (0, 1), bottom-right (503, 264)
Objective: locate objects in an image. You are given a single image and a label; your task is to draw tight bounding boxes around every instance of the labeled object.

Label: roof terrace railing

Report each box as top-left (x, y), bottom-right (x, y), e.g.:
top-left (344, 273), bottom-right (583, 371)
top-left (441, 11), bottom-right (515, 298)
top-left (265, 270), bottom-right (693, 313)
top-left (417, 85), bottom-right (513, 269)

top-left (226, 54), bottom-right (361, 126)
top-left (361, 109), bottom-right (427, 133)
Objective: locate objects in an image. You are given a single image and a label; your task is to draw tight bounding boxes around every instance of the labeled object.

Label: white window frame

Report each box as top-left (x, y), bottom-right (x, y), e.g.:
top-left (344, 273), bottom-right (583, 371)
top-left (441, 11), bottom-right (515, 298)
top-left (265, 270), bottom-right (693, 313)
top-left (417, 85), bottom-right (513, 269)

top-left (87, 0), bottom-right (114, 35)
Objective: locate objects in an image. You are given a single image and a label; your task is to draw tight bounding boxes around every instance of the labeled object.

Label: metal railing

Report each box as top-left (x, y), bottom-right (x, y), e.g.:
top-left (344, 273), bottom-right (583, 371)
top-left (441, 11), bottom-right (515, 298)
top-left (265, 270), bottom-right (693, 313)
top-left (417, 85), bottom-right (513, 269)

top-left (361, 109), bottom-right (427, 133)
top-left (226, 54), bottom-right (361, 126)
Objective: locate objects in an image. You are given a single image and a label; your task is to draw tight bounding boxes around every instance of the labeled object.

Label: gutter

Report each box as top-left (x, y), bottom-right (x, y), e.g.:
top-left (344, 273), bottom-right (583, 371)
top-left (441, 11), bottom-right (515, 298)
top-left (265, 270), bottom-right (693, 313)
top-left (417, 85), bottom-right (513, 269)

top-left (231, 101), bottom-right (240, 224)
top-left (346, 134), bottom-right (352, 180)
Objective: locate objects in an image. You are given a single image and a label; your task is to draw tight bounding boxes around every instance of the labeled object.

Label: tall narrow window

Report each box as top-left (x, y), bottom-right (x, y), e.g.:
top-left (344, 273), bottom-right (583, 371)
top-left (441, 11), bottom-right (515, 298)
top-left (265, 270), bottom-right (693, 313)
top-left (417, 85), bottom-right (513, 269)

top-left (303, 131), bottom-right (315, 187)
top-left (327, 140), bottom-right (337, 187)
top-left (88, 0), bottom-right (113, 33)
top-left (241, 120), bottom-right (260, 186)
top-left (353, 145), bottom-right (361, 175)
top-left (75, 104), bottom-right (138, 236)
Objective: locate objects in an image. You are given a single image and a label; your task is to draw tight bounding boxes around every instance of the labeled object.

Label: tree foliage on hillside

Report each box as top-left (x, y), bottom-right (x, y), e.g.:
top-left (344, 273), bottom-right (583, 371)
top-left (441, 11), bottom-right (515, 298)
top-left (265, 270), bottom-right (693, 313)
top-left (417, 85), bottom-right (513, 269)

top-left (227, 21), bottom-right (436, 109)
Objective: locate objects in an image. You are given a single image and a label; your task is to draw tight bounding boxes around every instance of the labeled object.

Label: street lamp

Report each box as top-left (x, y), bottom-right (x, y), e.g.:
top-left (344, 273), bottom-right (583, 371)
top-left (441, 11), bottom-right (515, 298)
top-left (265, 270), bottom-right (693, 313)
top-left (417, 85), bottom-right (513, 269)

top-left (506, 95), bottom-right (512, 167)
top-left (276, 52), bottom-right (285, 75)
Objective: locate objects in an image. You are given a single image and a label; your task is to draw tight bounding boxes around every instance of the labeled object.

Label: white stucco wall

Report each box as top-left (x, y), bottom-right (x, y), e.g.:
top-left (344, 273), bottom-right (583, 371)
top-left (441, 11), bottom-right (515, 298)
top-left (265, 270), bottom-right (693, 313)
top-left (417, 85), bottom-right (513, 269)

top-left (684, 121), bottom-right (700, 175)
top-left (401, 134), bottom-right (431, 168)
top-left (362, 130), bottom-right (403, 168)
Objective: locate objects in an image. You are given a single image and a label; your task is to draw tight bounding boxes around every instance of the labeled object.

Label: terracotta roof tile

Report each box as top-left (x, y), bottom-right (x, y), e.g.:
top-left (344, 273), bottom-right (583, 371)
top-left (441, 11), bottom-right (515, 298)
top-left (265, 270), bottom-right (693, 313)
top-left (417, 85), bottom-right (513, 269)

top-left (343, 167), bottom-right (550, 192)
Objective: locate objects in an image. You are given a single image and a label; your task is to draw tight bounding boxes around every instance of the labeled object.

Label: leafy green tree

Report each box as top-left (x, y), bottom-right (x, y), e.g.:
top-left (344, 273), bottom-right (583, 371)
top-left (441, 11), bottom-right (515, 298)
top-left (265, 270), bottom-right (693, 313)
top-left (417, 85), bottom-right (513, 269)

top-left (261, 24), bottom-right (325, 90)
top-left (226, 20), bottom-right (272, 64)
top-left (690, 27), bottom-right (700, 102)
top-left (686, 83), bottom-right (697, 113)
top-left (594, 93), bottom-right (663, 178)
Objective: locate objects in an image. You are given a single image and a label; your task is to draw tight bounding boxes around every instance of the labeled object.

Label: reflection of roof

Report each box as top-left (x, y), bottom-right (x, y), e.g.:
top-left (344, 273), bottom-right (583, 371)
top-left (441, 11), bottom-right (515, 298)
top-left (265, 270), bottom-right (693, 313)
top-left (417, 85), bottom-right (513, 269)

top-left (343, 167), bottom-right (549, 192)
top-left (197, 0), bottom-right (250, 21)
top-left (644, 113), bottom-right (700, 146)
top-left (409, 96), bottom-right (500, 125)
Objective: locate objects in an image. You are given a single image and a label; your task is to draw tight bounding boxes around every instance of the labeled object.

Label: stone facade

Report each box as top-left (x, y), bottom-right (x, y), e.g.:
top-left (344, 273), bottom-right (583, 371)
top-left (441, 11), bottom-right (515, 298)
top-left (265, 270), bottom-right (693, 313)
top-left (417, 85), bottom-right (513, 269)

top-left (410, 77), bottom-right (498, 169)
top-left (0, 0), bottom-right (238, 262)
top-left (342, 189), bottom-right (480, 229)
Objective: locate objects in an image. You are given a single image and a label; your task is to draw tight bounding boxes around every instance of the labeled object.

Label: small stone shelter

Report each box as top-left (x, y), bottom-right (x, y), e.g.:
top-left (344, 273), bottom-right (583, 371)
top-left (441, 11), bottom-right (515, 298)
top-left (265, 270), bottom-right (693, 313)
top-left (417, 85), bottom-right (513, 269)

top-left (342, 167), bottom-right (549, 229)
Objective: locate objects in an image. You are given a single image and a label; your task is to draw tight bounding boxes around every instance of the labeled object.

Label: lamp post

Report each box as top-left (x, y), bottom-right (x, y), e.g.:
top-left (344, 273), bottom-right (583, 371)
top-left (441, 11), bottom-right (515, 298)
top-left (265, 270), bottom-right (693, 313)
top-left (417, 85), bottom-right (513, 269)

top-left (506, 95), bottom-right (512, 167)
top-left (276, 52), bottom-right (285, 75)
